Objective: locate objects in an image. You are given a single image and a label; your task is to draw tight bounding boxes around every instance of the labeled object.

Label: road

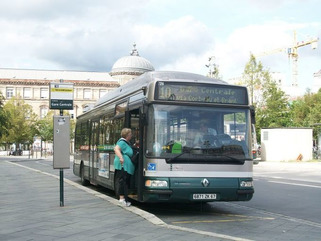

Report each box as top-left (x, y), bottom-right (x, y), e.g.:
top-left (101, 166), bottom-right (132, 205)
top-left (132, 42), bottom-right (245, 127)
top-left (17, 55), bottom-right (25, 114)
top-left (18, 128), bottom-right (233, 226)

top-left (139, 161), bottom-right (321, 240)
top-left (3, 157), bottom-right (321, 241)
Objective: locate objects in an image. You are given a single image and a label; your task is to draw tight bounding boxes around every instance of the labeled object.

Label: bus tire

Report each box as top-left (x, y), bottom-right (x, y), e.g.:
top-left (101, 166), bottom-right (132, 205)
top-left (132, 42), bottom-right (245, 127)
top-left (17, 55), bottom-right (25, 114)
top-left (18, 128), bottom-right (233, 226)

top-left (80, 162), bottom-right (89, 186)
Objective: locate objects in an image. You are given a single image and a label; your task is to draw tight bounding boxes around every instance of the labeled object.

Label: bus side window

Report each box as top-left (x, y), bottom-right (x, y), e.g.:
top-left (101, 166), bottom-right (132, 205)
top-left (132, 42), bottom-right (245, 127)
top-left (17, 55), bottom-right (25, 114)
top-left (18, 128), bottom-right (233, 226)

top-left (130, 110), bottom-right (140, 145)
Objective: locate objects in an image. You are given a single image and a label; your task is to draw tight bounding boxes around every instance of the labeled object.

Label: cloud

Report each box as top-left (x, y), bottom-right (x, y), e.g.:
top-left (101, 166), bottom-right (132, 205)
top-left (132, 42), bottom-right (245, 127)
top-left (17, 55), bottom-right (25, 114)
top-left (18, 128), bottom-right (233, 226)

top-left (211, 21), bottom-right (319, 80)
top-left (0, 0), bottom-right (151, 71)
top-left (0, 0), bottom-right (87, 20)
top-left (0, 0), bottom-right (150, 21)
top-left (133, 16), bottom-right (214, 71)
top-left (0, 0), bottom-right (319, 94)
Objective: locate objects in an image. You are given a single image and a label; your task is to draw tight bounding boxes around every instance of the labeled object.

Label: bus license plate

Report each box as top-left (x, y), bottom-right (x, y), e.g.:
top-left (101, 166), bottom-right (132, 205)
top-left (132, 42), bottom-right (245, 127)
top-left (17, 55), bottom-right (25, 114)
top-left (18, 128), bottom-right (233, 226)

top-left (193, 194), bottom-right (217, 200)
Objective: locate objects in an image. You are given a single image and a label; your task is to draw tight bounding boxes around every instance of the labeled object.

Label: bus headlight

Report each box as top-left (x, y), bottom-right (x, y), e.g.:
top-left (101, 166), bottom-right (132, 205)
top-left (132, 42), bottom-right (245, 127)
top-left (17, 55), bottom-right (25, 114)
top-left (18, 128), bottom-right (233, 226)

top-left (240, 181), bottom-right (253, 188)
top-left (145, 180), bottom-right (168, 188)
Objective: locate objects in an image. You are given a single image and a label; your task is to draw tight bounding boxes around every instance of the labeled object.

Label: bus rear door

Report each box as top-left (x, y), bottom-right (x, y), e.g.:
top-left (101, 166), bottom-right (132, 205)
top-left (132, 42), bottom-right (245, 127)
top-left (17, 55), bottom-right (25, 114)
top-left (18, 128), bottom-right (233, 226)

top-left (89, 120), bottom-right (99, 185)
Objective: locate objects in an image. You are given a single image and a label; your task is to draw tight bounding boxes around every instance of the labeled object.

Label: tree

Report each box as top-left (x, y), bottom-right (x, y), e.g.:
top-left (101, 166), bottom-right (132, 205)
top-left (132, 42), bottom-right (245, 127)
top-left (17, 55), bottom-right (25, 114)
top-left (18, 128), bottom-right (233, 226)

top-left (206, 56), bottom-right (223, 80)
top-left (0, 92), bottom-right (9, 139)
top-left (37, 111), bottom-right (54, 142)
top-left (256, 79), bottom-right (291, 128)
top-left (291, 89), bottom-right (321, 140)
top-left (242, 54), bottom-right (291, 142)
top-left (37, 110), bottom-right (75, 142)
top-left (2, 97), bottom-right (38, 147)
top-left (242, 54), bottom-right (266, 105)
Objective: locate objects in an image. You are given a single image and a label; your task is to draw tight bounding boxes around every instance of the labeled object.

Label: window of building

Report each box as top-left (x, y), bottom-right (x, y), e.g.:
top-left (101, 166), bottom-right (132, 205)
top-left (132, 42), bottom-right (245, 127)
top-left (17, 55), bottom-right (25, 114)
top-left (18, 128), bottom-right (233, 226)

top-left (6, 87), bottom-right (14, 98)
top-left (83, 89), bottom-right (91, 99)
top-left (40, 88), bottom-right (49, 99)
top-left (99, 89), bottom-right (107, 98)
top-left (76, 88), bottom-right (81, 99)
top-left (23, 88), bottom-right (31, 99)
top-left (40, 106), bottom-right (49, 118)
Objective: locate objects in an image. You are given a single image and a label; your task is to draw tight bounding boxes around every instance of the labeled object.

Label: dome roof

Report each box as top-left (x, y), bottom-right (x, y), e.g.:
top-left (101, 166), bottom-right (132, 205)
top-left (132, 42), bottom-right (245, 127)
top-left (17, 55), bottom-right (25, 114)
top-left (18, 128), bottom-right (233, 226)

top-left (110, 44), bottom-right (154, 76)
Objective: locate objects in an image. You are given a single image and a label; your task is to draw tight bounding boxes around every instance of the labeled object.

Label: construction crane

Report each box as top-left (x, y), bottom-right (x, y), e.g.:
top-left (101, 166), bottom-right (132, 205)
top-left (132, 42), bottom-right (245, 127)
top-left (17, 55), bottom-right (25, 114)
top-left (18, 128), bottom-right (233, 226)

top-left (255, 31), bottom-right (319, 87)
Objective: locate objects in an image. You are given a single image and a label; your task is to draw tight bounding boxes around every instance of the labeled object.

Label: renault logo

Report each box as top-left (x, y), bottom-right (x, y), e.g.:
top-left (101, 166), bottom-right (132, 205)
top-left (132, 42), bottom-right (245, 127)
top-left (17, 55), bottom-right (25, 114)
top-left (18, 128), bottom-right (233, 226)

top-left (201, 178), bottom-right (210, 187)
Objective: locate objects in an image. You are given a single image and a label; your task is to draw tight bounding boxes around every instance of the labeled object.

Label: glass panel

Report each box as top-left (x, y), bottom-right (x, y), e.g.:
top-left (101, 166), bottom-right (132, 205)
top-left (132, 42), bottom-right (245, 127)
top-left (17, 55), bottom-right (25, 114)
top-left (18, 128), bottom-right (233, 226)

top-left (83, 89), bottom-right (91, 99)
top-left (6, 87), bottom-right (14, 98)
top-left (40, 88), bottom-right (49, 99)
top-left (23, 88), bottom-right (31, 99)
top-left (146, 104), bottom-right (251, 163)
top-left (99, 89), bottom-right (107, 98)
top-left (115, 102), bottom-right (127, 116)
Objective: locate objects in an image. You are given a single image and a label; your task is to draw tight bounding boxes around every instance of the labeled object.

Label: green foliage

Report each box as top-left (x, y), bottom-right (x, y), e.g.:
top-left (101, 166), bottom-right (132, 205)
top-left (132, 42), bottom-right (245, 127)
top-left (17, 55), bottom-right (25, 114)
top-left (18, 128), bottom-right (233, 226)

top-left (290, 89), bottom-right (321, 140)
top-left (256, 80), bottom-right (291, 128)
top-left (0, 92), bottom-right (9, 139)
top-left (70, 117), bottom-right (75, 140)
top-left (209, 65), bottom-right (223, 80)
top-left (242, 54), bottom-right (265, 104)
top-left (242, 54), bottom-right (291, 142)
top-left (2, 97), bottom-right (38, 144)
top-left (36, 111), bottom-right (54, 142)
top-left (36, 111), bottom-right (75, 142)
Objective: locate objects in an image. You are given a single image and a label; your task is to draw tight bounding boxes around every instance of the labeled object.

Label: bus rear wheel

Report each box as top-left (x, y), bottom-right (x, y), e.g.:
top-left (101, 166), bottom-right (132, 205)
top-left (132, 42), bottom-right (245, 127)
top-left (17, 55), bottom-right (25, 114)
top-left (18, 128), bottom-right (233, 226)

top-left (80, 163), bottom-right (89, 186)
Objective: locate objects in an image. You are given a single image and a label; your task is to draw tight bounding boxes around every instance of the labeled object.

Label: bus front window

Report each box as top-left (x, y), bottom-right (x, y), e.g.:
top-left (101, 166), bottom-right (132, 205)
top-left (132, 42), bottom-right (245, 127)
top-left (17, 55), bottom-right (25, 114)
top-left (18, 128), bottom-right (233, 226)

top-left (146, 104), bottom-right (252, 163)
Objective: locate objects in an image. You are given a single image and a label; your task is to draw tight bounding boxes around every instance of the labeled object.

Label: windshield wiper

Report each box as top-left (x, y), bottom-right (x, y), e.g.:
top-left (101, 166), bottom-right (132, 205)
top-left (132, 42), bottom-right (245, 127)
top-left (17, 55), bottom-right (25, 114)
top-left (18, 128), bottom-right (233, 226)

top-left (214, 154), bottom-right (245, 163)
top-left (166, 152), bottom-right (186, 162)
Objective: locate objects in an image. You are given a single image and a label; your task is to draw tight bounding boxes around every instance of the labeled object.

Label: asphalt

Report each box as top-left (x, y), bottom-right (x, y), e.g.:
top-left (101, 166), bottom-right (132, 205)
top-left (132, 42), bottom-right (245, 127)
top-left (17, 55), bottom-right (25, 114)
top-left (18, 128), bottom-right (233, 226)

top-left (0, 156), bottom-right (251, 241)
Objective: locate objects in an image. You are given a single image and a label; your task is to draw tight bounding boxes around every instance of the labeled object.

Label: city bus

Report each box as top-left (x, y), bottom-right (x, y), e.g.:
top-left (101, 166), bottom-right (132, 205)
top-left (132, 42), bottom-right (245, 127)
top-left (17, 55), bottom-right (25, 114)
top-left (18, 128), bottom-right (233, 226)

top-left (73, 71), bottom-right (255, 203)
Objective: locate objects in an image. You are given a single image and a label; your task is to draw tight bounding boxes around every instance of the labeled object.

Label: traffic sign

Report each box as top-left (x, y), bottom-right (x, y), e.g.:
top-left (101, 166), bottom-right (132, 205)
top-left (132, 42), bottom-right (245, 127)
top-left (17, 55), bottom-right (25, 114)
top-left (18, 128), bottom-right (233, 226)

top-left (49, 83), bottom-right (74, 110)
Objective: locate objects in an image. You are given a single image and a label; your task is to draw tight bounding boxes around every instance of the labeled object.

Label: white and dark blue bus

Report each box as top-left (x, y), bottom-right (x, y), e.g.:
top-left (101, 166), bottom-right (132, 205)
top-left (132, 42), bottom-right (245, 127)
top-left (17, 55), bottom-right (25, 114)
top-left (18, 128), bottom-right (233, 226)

top-left (73, 71), bottom-right (255, 202)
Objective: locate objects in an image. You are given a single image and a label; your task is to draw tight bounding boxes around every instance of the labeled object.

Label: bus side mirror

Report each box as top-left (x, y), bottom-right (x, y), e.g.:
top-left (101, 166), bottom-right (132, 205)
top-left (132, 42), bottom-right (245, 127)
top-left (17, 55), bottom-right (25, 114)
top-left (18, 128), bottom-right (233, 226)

top-left (142, 87), bottom-right (147, 96)
top-left (250, 105), bottom-right (256, 124)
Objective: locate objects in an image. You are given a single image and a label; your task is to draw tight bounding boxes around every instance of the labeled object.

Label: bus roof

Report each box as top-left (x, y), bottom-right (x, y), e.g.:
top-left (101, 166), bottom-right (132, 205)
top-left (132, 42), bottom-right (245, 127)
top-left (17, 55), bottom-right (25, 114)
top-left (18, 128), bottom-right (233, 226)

top-left (95, 71), bottom-right (228, 107)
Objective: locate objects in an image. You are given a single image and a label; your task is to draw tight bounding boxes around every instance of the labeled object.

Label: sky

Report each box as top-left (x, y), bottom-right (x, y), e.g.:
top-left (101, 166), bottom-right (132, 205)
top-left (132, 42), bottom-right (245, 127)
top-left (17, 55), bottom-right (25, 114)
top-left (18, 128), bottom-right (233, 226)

top-left (0, 0), bottom-right (320, 94)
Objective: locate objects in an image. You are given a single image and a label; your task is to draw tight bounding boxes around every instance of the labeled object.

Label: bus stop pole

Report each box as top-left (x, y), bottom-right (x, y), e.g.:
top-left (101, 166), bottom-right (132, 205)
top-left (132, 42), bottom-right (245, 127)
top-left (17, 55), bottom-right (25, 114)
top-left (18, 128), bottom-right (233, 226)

top-left (59, 109), bottom-right (64, 207)
top-left (60, 168), bottom-right (64, 207)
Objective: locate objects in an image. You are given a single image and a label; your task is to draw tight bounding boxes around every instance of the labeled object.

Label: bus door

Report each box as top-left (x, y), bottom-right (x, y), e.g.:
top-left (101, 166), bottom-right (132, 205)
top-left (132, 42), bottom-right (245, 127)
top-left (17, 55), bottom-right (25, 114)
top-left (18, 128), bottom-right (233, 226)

top-left (137, 107), bottom-right (145, 202)
top-left (89, 120), bottom-right (99, 185)
top-left (127, 108), bottom-right (143, 200)
top-left (130, 107), bottom-right (146, 202)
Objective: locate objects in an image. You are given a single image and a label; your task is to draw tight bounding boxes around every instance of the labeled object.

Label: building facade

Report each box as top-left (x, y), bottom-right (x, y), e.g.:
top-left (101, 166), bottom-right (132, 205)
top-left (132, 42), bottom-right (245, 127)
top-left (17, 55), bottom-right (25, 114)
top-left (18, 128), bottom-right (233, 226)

top-left (0, 45), bottom-right (155, 155)
top-left (0, 44), bottom-right (155, 119)
top-left (0, 71), bottom-right (118, 118)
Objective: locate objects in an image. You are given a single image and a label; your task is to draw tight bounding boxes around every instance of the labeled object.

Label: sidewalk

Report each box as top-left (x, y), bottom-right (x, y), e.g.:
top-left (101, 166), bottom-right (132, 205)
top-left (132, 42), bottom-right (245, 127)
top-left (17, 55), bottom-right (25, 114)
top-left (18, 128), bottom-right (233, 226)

top-left (0, 158), bottom-right (248, 241)
top-left (254, 160), bottom-right (321, 175)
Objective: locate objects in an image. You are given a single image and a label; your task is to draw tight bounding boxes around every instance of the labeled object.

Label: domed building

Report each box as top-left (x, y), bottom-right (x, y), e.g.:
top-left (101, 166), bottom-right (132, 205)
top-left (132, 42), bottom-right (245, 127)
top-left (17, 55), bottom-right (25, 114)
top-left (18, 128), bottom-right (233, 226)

top-left (110, 43), bottom-right (155, 85)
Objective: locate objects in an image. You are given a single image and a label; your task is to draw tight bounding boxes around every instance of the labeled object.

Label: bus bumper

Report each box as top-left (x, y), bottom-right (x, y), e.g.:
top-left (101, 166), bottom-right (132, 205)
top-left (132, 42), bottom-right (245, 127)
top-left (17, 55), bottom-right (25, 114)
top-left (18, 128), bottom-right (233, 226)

top-left (142, 177), bottom-right (254, 202)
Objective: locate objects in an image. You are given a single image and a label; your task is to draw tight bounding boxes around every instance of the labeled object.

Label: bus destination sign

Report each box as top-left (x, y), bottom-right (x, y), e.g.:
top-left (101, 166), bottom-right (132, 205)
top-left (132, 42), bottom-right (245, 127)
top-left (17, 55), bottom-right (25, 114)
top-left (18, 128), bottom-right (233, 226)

top-left (49, 83), bottom-right (74, 110)
top-left (156, 82), bottom-right (248, 105)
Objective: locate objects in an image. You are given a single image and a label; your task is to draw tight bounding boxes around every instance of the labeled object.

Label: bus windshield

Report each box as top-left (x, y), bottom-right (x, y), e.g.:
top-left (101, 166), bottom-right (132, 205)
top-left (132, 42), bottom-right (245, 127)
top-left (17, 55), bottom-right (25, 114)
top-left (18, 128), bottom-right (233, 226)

top-left (146, 104), bottom-right (252, 164)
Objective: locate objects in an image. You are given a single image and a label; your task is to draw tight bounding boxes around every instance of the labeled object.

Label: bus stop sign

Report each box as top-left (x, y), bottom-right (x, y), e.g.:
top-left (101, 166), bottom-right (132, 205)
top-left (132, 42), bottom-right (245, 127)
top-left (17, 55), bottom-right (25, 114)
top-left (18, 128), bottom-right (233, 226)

top-left (49, 83), bottom-right (74, 110)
